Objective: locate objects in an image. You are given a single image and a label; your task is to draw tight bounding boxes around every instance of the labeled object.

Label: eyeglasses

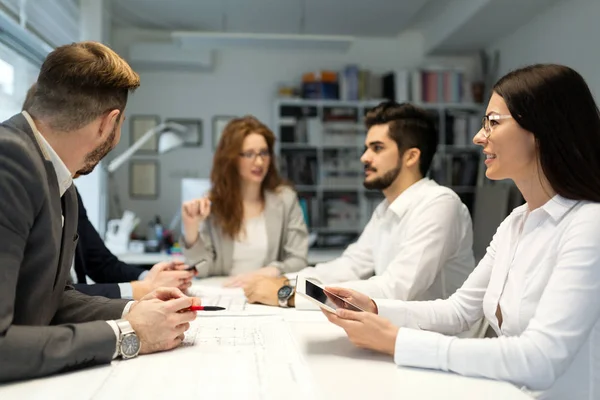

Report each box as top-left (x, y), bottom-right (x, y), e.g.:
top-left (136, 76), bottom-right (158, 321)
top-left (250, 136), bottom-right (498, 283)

top-left (481, 114), bottom-right (513, 138)
top-left (239, 150), bottom-right (271, 161)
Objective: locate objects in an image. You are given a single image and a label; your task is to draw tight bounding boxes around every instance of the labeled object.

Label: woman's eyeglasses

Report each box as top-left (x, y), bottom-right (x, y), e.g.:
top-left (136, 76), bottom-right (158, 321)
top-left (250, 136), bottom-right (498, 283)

top-left (239, 150), bottom-right (271, 161)
top-left (481, 114), bottom-right (512, 138)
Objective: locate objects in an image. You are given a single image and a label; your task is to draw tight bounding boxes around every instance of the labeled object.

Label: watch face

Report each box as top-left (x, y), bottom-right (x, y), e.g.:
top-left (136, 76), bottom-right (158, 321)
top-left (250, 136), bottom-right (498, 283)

top-left (278, 285), bottom-right (293, 300)
top-left (121, 334), bottom-right (140, 357)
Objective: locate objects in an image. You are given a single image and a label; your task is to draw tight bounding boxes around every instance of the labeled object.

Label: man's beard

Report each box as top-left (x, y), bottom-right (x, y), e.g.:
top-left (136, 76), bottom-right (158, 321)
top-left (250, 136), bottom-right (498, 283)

top-left (76, 127), bottom-right (116, 176)
top-left (363, 163), bottom-right (402, 191)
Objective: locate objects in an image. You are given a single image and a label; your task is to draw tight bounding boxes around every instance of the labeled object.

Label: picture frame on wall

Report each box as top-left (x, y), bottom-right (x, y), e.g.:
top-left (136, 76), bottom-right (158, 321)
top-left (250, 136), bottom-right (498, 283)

top-left (166, 118), bottom-right (203, 147)
top-left (130, 115), bottom-right (160, 153)
top-left (212, 115), bottom-right (237, 149)
top-left (129, 160), bottom-right (159, 199)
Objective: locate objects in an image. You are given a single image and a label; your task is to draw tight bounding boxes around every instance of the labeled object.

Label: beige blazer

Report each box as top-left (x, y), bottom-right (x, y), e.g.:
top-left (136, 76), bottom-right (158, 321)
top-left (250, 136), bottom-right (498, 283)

top-left (182, 186), bottom-right (308, 277)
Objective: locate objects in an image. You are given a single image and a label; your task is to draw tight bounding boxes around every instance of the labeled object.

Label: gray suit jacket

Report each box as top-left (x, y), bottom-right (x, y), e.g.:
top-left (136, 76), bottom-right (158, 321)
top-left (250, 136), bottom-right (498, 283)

top-left (0, 114), bottom-right (129, 383)
top-left (183, 186), bottom-right (308, 277)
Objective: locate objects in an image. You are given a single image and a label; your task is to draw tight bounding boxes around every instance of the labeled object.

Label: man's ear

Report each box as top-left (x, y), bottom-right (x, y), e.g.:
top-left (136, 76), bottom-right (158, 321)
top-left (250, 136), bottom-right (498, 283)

top-left (404, 148), bottom-right (421, 168)
top-left (98, 109), bottom-right (121, 140)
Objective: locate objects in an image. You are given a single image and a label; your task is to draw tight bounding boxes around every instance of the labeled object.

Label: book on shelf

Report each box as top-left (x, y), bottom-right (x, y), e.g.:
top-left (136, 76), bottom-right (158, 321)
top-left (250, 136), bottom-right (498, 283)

top-left (322, 106), bottom-right (359, 122)
top-left (301, 70), bottom-right (339, 100)
top-left (445, 111), bottom-right (482, 146)
top-left (381, 68), bottom-right (466, 104)
top-left (382, 70), bottom-right (410, 102)
top-left (339, 66), bottom-right (383, 101)
top-left (323, 195), bottom-right (360, 230)
top-left (278, 105), bottom-right (322, 145)
top-left (297, 194), bottom-right (320, 228)
top-left (321, 148), bottom-right (362, 186)
top-left (279, 151), bottom-right (318, 186)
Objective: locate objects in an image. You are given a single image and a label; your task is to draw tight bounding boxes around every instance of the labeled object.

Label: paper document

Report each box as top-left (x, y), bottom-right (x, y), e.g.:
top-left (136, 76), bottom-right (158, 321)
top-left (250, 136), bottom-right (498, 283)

top-left (187, 283), bottom-right (247, 311)
top-left (91, 316), bottom-right (317, 400)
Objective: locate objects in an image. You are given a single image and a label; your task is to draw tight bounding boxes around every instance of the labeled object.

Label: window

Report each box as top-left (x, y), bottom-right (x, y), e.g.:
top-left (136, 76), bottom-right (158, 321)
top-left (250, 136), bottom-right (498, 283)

top-left (0, 40), bottom-right (38, 121)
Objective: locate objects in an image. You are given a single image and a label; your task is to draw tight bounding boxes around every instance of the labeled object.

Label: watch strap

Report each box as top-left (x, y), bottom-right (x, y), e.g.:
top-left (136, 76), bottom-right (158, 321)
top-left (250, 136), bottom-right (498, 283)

top-left (116, 319), bottom-right (134, 335)
top-left (115, 319), bottom-right (136, 358)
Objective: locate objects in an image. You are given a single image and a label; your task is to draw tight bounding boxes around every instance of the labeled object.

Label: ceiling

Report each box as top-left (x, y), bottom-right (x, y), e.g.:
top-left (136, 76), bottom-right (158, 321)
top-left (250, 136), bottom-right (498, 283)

top-left (109, 0), bottom-right (567, 54)
top-left (432, 0), bottom-right (566, 54)
top-left (110, 0), bottom-right (431, 37)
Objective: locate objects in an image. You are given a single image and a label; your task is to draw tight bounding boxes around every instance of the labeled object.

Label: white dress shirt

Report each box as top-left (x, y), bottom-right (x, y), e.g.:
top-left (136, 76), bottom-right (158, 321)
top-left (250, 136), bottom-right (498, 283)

top-left (115, 270), bottom-right (148, 298)
top-left (22, 111), bottom-right (129, 355)
top-left (294, 178), bottom-right (475, 309)
top-left (232, 213), bottom-right (268, 275)
top-left (376, 195), bottom-right (600, 399)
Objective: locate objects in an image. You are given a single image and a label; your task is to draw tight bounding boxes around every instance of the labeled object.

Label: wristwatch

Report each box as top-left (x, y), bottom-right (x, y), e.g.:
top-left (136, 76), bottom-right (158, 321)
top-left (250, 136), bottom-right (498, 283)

top-left (116, 319), bottom-right (141, 359)
top-left (277, 283), bottom-right (294, 308)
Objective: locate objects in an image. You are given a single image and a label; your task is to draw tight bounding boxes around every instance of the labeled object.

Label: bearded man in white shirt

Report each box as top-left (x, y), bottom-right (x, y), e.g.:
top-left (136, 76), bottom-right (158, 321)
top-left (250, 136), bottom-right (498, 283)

top-left (243, 101), bottom-right (475, 310)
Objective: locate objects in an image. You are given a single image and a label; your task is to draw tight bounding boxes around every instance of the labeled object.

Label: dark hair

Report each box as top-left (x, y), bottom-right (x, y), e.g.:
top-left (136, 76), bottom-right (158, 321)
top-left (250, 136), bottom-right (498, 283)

top-left (22, 82), bottom-right (37, 111)
top-left (210, 115), bottom-right (288, 238)
top-left (28, 41), bottom-right (140, 131)
top-left (494, 64), bottom-right (600, 202)
top-left (364, 101), bottom-right (438, 176)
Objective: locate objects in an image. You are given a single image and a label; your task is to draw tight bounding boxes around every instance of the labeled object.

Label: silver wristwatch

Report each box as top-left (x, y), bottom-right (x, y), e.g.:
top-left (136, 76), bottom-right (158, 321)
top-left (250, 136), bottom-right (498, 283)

top-left (277, 284), bottom-right (294, 308)
top-left (116, 319), bottom-right (141, 359)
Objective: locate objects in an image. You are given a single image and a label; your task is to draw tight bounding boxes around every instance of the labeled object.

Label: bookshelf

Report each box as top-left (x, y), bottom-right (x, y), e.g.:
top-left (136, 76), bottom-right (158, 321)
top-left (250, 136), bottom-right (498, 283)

top-left (273, 98), bottom-right (484, 248)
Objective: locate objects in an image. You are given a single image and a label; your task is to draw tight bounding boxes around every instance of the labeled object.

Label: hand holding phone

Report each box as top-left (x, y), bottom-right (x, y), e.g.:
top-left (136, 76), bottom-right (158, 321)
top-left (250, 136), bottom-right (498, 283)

top-left (297, 279), bottom-right (365, 313)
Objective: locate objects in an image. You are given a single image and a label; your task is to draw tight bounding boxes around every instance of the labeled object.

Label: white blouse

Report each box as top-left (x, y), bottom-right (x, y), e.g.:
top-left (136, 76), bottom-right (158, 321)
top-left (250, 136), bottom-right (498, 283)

top-left (376, 195), bottom-right (600, 399)
top-left (231, 213), bottom-right (268, 276)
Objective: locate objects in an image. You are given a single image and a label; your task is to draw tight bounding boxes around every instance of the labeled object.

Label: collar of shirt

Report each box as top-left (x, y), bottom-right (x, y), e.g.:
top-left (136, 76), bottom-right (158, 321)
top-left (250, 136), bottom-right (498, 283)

top-left (511, 194), bottom-right (580, 222)
top-left (21, 111), bottom-right (73, 197)
top-left (376, 177), bottom-right (432, 220)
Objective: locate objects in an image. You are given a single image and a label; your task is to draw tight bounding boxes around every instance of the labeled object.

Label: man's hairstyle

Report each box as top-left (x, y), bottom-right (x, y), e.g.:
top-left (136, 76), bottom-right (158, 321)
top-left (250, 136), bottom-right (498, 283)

top-left (22, 82), bottom-right (37, 111)
top-left (364, 101), bottom-right (438, 177)
top-left (27, 41), bottom-right (140, 131)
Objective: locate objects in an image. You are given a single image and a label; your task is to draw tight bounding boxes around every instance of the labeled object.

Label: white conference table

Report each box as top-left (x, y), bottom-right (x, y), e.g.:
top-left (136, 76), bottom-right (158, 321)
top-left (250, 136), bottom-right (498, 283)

top-left (0, 277), bottom-right (533, 400)
top-left (114, 248), bottom-right (343, 266)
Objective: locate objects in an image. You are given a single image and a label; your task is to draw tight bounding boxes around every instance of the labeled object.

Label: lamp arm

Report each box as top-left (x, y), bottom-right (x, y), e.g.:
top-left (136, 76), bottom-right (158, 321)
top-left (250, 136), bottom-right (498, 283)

top-left (106, 122), bottom-right (170, 174)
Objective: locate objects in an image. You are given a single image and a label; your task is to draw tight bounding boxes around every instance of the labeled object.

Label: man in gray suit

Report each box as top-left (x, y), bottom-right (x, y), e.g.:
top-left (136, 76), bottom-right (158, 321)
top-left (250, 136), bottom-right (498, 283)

top-left (0, 41), bottom-right (199, 382)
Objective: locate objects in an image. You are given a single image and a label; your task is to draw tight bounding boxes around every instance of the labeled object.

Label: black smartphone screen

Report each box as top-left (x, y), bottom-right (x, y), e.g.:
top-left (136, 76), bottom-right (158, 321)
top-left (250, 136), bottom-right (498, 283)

top-left (305, 280), bottom-right (363, 312)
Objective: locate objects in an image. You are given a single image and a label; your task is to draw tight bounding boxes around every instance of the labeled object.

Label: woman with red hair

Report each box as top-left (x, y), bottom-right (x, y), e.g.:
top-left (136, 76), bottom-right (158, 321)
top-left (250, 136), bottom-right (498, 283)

top-left (181, 115), bottom-right (308, 287)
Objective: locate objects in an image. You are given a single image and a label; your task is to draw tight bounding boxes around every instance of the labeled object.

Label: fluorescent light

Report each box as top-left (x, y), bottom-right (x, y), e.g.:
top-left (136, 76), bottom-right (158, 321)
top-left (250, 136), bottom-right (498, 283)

top-left (172, 31), bottom-right (354, 52)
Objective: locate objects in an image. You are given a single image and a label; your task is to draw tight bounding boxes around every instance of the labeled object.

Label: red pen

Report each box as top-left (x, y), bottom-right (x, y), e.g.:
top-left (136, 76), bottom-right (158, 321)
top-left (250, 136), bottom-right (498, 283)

top-left (185, 305), bottom-right (225, 311)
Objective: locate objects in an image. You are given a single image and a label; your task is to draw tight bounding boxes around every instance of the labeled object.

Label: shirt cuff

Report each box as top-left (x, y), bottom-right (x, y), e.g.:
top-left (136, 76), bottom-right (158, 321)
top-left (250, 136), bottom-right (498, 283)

top-left (118, 283), bottom-right (133, 299)
top-left (394, 328), bottom-right (454, 371)
top-left (375, 298), bottom-right (408, 321)
top-left (122, 301), bottom-right (135, 317)
top-left (138, 270), bottom-right (149, 280)
top-left (106, 320), bottom-right (120, 360)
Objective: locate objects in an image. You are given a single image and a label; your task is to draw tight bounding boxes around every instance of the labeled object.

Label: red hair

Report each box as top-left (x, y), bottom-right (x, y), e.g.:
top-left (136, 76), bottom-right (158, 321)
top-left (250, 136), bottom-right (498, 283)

top-left (210, 115), bottom-right (286, 238)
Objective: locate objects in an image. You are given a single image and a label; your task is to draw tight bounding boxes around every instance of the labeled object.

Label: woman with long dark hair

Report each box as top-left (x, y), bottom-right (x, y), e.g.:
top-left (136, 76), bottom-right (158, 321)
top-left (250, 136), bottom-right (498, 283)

top-left (181, 116), bottom-right (308, 287)
top-left (322, 64), bottom-right (600, 399)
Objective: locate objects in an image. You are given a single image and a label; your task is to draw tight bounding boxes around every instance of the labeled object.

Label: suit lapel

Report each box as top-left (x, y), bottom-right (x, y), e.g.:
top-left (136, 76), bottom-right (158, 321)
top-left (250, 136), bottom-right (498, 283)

top-left (264, 191), bottom-right (284, 260)
top-left (3, 113), bottom-right (78, 290)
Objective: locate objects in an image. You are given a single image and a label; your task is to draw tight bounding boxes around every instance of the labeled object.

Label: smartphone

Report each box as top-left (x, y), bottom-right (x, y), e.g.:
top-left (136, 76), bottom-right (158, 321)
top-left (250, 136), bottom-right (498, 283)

top-left (297, 279), bottom-right (365, 313)
top-left (185, 260), bottom-right (207, 271)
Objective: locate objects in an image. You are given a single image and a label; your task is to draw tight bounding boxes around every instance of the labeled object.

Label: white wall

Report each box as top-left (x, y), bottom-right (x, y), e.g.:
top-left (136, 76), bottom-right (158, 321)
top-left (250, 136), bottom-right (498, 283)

top-left (490, 0), bottom-right (600, 97)
top-left (108, 28), bottom-right (478, 233)
top-left (74, 0), bottom-right (111, 235)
